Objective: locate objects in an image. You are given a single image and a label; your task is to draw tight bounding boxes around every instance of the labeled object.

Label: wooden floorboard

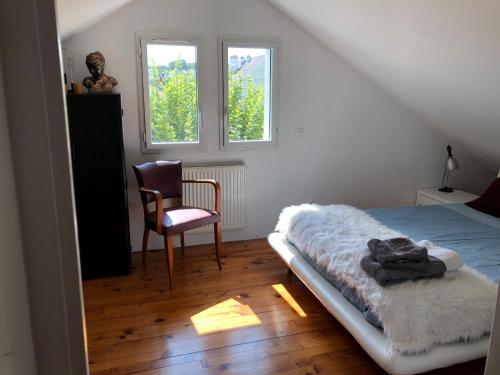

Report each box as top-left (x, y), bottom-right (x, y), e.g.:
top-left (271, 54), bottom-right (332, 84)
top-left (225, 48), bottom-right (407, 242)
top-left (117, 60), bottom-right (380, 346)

top-left (83, 239), bottom-right (486, 375)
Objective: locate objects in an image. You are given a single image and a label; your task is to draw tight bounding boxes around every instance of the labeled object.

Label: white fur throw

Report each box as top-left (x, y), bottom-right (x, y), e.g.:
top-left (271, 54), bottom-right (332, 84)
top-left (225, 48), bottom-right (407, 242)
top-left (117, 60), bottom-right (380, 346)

top-left (276, 204), bottom-right (498, 354)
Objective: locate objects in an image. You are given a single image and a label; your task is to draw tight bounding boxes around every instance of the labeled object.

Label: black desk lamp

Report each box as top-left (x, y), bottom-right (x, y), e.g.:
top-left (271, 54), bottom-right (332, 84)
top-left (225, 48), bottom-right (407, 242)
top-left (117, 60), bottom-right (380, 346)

top-left (439, 145), bottom-right (459, 193)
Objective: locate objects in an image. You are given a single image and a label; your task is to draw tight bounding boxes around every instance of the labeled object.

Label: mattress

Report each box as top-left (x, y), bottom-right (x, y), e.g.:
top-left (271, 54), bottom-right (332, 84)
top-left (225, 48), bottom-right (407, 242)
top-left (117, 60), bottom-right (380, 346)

top-left (267, 232), bottom-right (491, 375)
top-left (367, 203), bottom-right (500, 281)
top-left (268, 203), bottom-right (500, 374)
top-left (294, 203), bottom-right (500, 329)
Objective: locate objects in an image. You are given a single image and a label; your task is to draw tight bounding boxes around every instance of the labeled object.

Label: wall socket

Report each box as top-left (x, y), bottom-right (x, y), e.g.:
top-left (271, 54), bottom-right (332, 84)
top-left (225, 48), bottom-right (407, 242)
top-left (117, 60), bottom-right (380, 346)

top-left (295, 127), bottom-right (305, 138)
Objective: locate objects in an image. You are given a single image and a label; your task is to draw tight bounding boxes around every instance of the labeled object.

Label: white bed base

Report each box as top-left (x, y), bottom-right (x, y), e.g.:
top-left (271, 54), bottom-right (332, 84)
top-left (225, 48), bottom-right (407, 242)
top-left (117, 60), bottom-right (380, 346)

top-left (268, 232), bottom-right (490, 375)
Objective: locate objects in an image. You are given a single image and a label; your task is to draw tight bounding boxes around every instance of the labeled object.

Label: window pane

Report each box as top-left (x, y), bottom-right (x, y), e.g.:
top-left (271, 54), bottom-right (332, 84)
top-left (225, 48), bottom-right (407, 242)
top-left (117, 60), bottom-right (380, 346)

top-left (227, 47), bottom-right (271, 142)
top-left (147, 44), bottom-right (199, 144)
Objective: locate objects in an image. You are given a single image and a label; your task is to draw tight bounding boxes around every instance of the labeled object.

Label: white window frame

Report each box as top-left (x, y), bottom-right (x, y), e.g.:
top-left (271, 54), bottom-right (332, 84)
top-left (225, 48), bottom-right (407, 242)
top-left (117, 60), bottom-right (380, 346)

top-left (137, 33), bottom-right (205, 152)
top-left (218, 37), bottom-right (279, 151)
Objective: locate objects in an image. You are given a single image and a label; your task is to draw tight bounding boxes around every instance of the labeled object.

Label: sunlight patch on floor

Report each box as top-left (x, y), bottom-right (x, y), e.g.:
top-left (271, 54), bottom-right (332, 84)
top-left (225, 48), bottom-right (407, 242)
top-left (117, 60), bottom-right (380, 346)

top-left (272, 283), bottom-right (307, 317)
top-left (190, 298), bottom-right (262, 335)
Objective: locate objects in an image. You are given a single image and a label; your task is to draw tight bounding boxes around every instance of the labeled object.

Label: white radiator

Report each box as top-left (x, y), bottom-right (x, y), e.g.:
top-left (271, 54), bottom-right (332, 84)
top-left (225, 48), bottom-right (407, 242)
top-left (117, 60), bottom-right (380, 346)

top-left (182, 164), bottom-right (247, 233)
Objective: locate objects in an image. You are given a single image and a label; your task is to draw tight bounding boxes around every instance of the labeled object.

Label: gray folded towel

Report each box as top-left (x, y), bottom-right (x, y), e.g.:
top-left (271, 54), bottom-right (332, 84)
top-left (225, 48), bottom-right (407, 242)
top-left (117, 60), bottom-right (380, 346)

top-left (361, 237), bottom-right (446, 286)
top-left (361, 255), bottom-right (446, 286)
top-left (368, 238), bottom-right (428, 266)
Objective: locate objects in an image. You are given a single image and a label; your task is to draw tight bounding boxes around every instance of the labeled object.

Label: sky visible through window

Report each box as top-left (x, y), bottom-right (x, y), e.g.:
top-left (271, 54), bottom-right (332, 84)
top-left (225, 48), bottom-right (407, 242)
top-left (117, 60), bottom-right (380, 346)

top-left (228, 47), bottom-right (266, 59)
top-left (147, 44), bottom-right (196, 65)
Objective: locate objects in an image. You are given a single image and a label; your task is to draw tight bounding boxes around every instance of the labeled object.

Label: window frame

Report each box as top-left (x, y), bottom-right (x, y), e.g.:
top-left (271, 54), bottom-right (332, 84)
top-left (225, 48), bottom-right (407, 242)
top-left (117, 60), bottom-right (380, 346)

top-left (218, 37), bottom-right (279, 151)
top-left (137, 33), bottom-right (205, 152)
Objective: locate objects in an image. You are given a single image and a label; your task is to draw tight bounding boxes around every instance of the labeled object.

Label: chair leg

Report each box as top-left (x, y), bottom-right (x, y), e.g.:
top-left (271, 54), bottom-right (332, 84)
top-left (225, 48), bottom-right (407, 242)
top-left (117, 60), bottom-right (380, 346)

top-left (142, 228), bottom-right (150, 269)
top-left (180, 232), bottom-right (185, 257)
top-left (214, 222), bottom-right (222, 271)
top-left (164, 234), bottom-right (174, 289)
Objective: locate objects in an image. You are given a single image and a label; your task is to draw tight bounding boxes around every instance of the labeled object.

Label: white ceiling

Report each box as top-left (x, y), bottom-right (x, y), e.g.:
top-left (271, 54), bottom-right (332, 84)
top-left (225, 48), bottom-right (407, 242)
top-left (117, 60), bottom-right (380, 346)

top-left (55, 0), bottom-right (134, 39)
top-left (269, 0), bottom-right (500, 170)
top-left (55, 0), bottom-right (500, 170)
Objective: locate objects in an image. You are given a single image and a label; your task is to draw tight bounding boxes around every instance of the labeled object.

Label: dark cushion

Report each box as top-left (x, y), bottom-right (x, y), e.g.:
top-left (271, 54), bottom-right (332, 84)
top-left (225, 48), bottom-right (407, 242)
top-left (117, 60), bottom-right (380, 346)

top-left (146, 206), bottom-right (220, 234)
top-left (465, 177), bottom-right (500, 218)
top-left (133, 160), bottom-right (182, 204)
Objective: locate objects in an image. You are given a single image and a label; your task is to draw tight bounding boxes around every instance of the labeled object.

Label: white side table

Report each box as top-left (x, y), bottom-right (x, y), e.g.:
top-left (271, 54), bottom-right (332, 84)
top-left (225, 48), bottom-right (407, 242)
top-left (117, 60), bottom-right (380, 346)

top-left (416, 188), bottom-right (479, 206)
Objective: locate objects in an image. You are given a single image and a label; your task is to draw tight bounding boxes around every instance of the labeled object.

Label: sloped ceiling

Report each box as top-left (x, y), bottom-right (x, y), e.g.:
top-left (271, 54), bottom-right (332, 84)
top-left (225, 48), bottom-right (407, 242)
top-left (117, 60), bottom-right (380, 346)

top-left (269, 0), bottom-right (500, 170)
top-left (55, 0), bottom-right (135, 39)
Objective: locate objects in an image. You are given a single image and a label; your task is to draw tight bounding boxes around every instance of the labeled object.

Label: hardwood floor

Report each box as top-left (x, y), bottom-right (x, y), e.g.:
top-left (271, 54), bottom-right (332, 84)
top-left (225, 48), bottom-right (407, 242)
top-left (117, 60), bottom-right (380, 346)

top-left (83, 239), bottom-right (486, 375)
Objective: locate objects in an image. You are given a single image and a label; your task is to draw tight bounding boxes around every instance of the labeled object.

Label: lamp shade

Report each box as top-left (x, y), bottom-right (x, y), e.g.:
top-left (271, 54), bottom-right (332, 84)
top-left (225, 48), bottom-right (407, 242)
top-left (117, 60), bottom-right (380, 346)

top-left (447, 157), bottom-right (459, 171)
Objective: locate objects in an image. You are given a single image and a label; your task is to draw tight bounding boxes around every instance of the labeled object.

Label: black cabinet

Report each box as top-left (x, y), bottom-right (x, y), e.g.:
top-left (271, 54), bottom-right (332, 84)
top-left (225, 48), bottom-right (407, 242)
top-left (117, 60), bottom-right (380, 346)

top-left (66, 94), bottom-right (131, 279)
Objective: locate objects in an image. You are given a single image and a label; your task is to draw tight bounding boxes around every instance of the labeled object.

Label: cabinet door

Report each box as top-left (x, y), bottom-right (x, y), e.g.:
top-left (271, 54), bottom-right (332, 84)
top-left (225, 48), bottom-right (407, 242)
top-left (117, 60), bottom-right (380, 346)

top-left (67, 95), bottom-right (130, 279)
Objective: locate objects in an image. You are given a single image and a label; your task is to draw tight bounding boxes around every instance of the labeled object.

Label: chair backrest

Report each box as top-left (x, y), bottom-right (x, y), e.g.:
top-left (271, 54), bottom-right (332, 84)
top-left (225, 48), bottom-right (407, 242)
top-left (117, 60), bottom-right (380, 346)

top-left (133, 160), bottom-right (183, 204)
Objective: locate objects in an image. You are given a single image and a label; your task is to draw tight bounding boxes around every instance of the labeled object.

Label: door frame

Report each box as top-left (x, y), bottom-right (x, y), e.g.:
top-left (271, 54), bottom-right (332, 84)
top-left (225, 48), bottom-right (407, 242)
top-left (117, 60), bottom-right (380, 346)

top-left (0, 0), bottom-right (88, 373)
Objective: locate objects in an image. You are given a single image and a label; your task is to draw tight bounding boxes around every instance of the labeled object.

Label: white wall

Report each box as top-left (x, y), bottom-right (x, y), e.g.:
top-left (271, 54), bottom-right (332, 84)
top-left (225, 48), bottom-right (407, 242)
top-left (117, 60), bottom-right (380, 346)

top-left (0, 0), bottom-right (88, 372)
top-left (269, 0), bottom-right (500, 171)
top-left (56, 0), bottom-right (134, 39)
top-left (62, 0), bottom-right (494, 251)
top-left (0, 59), bottom-right (36, 375)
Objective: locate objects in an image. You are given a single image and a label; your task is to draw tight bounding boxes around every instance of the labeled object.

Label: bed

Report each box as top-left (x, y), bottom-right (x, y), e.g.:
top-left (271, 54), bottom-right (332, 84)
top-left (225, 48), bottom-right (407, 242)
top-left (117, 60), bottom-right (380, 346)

top-left (268, 175), bottom-right (500, 374)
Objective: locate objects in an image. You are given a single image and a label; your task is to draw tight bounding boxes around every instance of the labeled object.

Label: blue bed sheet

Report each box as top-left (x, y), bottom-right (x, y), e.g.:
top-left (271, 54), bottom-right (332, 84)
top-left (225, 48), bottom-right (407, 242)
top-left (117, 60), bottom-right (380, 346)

top-left (366, 204), bottom-right (500, 282)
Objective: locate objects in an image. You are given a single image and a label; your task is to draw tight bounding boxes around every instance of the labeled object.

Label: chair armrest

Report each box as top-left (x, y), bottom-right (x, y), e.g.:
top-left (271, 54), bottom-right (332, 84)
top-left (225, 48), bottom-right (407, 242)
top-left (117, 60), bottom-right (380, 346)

top-left (138, 187), bottom-right (163, 233)
top-left (182, 179), bottom-right (221, 212)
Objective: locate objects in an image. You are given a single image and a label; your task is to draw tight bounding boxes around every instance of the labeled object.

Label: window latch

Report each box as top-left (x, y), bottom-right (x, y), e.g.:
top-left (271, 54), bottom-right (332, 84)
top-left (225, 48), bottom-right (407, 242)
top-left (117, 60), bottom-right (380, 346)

top-left (223, 106), bottom-right (229, 125)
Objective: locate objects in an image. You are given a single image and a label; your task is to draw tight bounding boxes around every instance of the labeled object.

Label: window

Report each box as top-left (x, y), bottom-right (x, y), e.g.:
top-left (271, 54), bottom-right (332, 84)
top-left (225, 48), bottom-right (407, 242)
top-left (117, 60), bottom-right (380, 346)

top-left (139, 35), bottom-right (203, 150)
top-left (220, 38), bottom-right (279, 150)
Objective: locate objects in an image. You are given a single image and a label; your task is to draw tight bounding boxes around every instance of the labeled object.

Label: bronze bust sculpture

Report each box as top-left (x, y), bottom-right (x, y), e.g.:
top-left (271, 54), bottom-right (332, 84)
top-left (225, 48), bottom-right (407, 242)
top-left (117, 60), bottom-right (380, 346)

top-left (82, 51), bottom-right (118, 92)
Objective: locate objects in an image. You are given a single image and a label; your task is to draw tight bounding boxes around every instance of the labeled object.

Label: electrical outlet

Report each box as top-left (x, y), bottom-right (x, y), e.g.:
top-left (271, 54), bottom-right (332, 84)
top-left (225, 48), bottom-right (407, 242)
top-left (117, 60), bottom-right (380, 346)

top-left (295, 128), bottom-right (305, 138)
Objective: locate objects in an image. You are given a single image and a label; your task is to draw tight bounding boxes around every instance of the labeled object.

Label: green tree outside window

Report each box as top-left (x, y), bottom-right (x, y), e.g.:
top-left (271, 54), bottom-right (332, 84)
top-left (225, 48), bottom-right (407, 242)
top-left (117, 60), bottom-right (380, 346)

top-left (148, 58), bottom-right (265, 143)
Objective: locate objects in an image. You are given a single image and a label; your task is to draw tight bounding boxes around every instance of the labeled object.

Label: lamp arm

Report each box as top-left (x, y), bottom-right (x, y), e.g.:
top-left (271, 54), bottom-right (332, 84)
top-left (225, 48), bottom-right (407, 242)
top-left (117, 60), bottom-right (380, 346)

top-left (440, 160), bottom-right (449, 188)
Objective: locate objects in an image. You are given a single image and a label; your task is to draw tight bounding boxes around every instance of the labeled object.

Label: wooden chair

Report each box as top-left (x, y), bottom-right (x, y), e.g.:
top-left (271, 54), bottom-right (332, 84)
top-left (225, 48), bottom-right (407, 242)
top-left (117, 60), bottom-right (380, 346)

top-left (133, 160), bottom-right (222, 288)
